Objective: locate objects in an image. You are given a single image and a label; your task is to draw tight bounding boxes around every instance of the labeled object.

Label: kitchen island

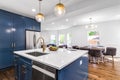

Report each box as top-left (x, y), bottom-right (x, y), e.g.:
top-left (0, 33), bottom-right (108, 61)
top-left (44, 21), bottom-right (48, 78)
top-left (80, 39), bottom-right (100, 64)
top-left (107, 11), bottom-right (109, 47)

top-left (14, 48), bottom-right (88, 80)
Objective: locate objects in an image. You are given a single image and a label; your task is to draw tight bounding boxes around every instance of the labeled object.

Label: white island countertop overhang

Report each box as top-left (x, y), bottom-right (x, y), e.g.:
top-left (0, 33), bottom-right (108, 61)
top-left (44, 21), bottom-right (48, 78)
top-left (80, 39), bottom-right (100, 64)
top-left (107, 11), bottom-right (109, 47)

top-left (14, 49), bottom-right (88, 70)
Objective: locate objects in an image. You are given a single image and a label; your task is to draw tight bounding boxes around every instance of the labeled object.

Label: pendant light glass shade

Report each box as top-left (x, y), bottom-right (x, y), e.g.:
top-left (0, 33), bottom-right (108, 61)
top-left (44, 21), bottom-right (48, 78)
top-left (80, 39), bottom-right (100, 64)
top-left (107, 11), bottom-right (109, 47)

top-left (55, 2), bottom-right (65, 16)
top-left (35, 13), bottom-right (44, 22)
top-left (85, 18), bottom-right (98, 29)
top-left (35, 0), bottom-right (44, 22)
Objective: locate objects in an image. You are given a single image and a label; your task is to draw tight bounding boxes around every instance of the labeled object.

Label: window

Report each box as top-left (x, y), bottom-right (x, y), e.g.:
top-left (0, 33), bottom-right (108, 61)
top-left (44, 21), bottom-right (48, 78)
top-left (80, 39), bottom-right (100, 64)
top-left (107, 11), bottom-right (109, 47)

top-left (67, 33), bottom-right (72, 46)
top-left (59, 34), bottom-right (65, 45)
top-left (88, 31), bottom-right (100, 46)
top-left (50, 35), bottom-right (56, 44)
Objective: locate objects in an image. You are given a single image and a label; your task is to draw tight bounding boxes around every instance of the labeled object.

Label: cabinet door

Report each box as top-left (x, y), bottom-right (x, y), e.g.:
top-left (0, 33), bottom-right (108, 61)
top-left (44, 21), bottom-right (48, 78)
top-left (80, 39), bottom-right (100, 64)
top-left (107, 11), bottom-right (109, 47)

top-left (13, 15), bottom-right (26, 51)
top-left (32, 20), bottom-right (40, 31)
top-left (23, 18), bottom-right (40, 31)
top-left (19, 58), bottom-right (32, 80)
top-left (0, 10), bottom-right (13, 25)
top-left (14, 55), bottom-right (20, 80)
top-left (0, 13), bottom-right (14, 69)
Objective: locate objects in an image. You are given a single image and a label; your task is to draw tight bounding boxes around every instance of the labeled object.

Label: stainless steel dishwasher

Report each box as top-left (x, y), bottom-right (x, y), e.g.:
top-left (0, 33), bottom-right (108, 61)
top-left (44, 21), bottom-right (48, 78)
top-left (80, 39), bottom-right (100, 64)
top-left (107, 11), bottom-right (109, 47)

top-left (32, 61), bottom-right (57, 80)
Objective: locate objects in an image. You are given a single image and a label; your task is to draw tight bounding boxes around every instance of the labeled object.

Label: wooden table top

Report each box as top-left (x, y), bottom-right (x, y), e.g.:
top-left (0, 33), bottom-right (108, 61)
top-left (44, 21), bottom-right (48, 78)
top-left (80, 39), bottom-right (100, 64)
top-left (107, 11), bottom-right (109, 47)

top-left (80, 46), bottom-right (105, 51)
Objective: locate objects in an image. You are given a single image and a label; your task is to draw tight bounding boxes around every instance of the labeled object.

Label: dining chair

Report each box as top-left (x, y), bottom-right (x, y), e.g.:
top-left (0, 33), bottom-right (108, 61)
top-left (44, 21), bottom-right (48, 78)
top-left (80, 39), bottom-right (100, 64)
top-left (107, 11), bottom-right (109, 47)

top-left (47, 44), bottom-right (56, 47)
top-left (89, 49), bottom-right (103, 64)
top-left (103, 47), bottom-right (116, 61)
top-left (72, 45), bottom-right (80, 49)
top-left (58, 45), bottom-right (67, 48)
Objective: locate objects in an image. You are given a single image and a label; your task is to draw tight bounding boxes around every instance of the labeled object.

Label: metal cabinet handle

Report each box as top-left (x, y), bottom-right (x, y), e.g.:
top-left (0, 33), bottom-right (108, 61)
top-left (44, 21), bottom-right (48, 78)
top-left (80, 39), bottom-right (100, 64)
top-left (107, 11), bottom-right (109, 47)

top-left (22, 65), bottom-right (27, 68)
top-left (23, 71), bottom-right (26, 73)
top-left (11, 42), bottom-right (14, 48)
top-left (13, 42), bottom-right (16, 48)
top-left (11, 42), bottom-right (16, 48)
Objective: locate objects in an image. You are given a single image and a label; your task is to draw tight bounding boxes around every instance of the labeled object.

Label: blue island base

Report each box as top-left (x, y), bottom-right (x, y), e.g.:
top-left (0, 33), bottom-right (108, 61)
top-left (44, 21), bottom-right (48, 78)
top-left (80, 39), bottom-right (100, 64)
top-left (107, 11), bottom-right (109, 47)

top-left (57, 57), bottom-right (88, 80)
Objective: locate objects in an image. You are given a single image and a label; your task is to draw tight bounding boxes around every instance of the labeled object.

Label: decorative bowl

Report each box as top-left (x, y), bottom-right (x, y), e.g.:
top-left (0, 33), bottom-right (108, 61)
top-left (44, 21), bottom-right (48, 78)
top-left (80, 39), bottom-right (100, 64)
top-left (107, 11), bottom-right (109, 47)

top-left (49, 46), bottom-right (58, 51)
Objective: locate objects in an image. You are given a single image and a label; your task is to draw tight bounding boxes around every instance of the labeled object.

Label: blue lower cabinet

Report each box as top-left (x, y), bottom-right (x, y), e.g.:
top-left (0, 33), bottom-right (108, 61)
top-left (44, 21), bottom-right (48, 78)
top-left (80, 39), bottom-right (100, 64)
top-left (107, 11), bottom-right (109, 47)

top-left (14, 55), bottom-right (19, 80)
top-left (57, 57), bottom-right (88, 80)
top-left (0, 49), bottom-right (14, 69)
top-left (14, 55), bottom-right (88, 80)
top-left (14, 55), bottom-right (32, 80)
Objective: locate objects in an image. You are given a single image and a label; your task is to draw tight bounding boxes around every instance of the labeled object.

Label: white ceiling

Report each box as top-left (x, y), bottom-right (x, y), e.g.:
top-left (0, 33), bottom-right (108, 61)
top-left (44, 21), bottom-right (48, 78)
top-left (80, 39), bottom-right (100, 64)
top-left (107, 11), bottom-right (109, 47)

top-left (0, 0), bottom-right (120, 30)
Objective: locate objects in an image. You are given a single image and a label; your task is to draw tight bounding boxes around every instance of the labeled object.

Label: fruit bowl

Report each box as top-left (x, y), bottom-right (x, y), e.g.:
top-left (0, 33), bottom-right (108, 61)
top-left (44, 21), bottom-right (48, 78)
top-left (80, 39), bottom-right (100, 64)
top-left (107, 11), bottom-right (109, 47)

top-left (49, 46), bottom-right (58, 51)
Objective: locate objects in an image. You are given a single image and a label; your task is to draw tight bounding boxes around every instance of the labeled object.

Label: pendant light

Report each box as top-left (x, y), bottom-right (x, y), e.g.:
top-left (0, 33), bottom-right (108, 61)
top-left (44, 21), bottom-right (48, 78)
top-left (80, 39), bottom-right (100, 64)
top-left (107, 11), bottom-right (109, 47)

top-left (35, 0), bottom-right (44, 22)
top-left (85, 18), bottom-right (97, 29)
top-left (55, 0), bottom-right (65, 16)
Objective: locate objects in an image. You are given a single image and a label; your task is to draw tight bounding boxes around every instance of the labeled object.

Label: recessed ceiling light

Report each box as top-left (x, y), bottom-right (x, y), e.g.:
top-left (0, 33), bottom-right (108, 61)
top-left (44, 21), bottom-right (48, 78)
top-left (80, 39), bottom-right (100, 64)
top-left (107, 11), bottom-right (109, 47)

top-left (116, 15), bottom-right (120, 18)
top-left (66, 19), bottom-right (69, 22)
top-left (73, 23), bottom-right (77, 25)
top-left (32, 9), bottom-right (36, 12)
top-left (52, 22), bottom-right (55, 24)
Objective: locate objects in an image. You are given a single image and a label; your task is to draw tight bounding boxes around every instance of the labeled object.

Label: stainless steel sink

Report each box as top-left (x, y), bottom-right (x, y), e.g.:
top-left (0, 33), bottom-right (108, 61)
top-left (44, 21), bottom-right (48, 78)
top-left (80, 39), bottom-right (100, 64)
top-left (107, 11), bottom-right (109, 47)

top-left (26, 52), bottom-right (48, 57)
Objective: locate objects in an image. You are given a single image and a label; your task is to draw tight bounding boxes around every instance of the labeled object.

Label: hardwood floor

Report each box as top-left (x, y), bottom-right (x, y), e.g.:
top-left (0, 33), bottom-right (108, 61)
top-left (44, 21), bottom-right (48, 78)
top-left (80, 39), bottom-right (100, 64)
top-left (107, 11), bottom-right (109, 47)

top-left (0, 67), bottom-right (15, 80)
top-left (0, 58), bottom-right (120, 80)
top-left (88, 58), bottom-right (120, 80)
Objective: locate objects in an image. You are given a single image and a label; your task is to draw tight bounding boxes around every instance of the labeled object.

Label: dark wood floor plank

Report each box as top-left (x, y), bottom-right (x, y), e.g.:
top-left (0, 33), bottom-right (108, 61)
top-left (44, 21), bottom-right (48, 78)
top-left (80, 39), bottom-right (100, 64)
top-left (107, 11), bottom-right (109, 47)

top-left (0, 68), bottom-right (15, 80)
top-left (88, 58), bottom-right (120, 80)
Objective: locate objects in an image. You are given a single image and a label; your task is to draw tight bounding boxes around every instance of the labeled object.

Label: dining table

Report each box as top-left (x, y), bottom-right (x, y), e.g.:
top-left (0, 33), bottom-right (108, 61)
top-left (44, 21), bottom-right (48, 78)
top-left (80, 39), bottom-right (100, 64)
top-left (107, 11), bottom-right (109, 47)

top-left (80, 46), bottom-right (105, 51)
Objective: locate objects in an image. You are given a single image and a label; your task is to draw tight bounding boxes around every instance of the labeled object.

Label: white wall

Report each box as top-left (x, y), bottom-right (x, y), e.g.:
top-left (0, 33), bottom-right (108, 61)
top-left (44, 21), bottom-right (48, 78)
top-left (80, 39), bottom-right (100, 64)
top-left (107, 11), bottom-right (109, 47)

top-left (40, 30), bottom-right (58, 45)
top-left (96, 20), bottom-right (120, 57)
top-left (41, 20), bottom-right (120, 57)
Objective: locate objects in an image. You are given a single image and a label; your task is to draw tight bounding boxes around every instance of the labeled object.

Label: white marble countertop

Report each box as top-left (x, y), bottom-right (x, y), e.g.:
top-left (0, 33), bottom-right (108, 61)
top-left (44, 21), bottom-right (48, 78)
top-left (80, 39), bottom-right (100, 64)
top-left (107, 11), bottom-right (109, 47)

top-left (14, 48), bottom-right (88, 70)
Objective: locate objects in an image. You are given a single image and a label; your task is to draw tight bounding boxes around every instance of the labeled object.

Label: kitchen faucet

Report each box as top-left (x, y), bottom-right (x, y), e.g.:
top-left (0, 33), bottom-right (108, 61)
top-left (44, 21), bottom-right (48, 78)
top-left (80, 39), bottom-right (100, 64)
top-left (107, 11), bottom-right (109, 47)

top-left (36, 36), bottom-right (46, 52)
